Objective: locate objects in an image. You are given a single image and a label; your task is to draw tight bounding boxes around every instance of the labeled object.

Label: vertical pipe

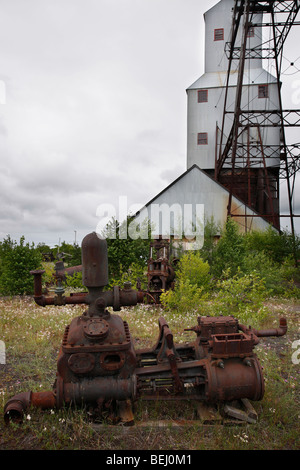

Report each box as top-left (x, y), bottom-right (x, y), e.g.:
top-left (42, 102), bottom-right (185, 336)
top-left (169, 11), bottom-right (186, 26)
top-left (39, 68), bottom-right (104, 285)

top-left (30, 270), bottom-right (45, 297)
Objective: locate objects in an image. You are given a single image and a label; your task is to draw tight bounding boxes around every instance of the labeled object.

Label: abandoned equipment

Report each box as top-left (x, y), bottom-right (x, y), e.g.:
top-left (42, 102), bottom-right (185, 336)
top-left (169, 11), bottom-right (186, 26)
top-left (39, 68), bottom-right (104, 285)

top-left (4, 232), bottom-right (287, 425)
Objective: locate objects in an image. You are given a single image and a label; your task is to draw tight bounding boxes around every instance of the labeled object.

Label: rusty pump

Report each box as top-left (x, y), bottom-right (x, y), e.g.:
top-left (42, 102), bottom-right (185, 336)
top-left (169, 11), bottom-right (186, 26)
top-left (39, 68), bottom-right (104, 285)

top-left (4, 232), bottom-right (288, 425)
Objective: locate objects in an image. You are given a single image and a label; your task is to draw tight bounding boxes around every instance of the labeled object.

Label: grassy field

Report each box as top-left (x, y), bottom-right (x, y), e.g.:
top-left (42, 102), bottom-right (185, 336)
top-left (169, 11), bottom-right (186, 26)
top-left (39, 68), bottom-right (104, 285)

top-left (0, 295), bottom-right (299, 451)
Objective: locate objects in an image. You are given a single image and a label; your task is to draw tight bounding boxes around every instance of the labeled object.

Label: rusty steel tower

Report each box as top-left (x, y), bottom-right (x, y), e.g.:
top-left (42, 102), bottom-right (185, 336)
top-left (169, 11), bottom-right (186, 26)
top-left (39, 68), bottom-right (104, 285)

top-left (215, 0), bottom-right (300, 234)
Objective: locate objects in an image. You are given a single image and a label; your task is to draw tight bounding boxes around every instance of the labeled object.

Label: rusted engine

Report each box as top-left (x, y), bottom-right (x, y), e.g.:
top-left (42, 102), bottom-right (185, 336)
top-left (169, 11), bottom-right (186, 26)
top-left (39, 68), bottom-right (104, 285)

top-left (4, 232), bottom-right (287, 425)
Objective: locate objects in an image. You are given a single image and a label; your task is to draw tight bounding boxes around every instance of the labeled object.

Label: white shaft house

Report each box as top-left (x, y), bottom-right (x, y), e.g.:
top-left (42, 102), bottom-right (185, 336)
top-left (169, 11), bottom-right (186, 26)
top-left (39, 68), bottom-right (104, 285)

top-left (187, 0), bottom-right (281, 228)
top-left (132, 0), bottom-right (279, 243)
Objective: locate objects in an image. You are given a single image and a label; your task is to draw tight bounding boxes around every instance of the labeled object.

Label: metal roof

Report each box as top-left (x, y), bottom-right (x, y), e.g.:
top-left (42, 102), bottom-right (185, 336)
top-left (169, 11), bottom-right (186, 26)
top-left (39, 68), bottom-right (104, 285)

top-left (133, 165), bottom-right (276, 234)
top-left (187, 68), bottom-right (277, 91)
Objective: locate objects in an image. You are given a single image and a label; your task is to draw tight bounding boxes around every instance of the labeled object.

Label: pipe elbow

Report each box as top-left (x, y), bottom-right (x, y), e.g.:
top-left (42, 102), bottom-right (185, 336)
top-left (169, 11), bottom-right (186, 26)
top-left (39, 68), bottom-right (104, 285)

top-left (276, 317), bottom-right (288, 336)
top-left (4, 391), bottom-right (32, 424)
top-left (256, 317), bottom-right (288, 338)
top-left (239, 318), bottom-right (287, 339)
top-left (33, 295), bottom-right (46, 307)
top-left (4, 390), bottom-right (56, 425)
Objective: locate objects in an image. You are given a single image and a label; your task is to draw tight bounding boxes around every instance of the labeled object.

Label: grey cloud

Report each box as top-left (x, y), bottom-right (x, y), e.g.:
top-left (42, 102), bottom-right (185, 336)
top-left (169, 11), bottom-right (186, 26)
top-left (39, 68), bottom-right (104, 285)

top-left (0, 0), bottom-right (299, 245)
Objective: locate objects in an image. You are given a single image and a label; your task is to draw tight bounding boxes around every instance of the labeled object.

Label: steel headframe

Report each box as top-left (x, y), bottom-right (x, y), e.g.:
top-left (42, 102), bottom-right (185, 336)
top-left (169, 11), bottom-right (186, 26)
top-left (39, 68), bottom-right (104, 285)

top-left (215, 0), bottom-right (300, 240)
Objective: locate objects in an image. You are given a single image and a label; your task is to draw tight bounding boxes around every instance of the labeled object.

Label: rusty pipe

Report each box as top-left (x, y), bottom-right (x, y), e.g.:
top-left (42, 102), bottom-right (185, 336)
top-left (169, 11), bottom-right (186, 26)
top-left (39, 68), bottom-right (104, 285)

top-left (33, 288), bottom-right (144, 309)
top-left (33, 293), bottom-right (88, 307)
top-left (255, 317), bottom-right (287, 337)
top-left (30, 270), bottom-right (45, 297)
top-left (54, 264), bottom-right (83, 281)
top-left (239, 318), bottom-right (287, 339)
top-left (4, 390), bottom-right (56, 425)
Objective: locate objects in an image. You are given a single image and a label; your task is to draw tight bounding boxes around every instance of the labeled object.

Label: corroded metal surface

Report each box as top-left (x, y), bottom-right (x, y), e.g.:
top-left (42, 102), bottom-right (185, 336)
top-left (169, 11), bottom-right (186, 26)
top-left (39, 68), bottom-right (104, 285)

top-left (4, 232), bottom-right (288, 425)
top-left (146, 238), bottom-right (175, 304)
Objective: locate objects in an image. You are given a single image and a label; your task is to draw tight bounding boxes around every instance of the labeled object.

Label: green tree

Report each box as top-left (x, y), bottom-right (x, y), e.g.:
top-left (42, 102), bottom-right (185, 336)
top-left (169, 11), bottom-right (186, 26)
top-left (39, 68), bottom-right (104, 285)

top-left (199, 217), bottom-right (221, 266)
top-left (211, 218), bottom-right (245, 278)
top-left (244, 226), bottom-right (300, 265)
top-left (0, 236), bottom-right (42, 295)
top-left (160, 251), bottom-right (212, 314)
top-left (55, 241), bottom-right (82, 266)
top-left (101, 216), bottom-right (152, 282)
top-left (212, 269), bottom-right (269, 327)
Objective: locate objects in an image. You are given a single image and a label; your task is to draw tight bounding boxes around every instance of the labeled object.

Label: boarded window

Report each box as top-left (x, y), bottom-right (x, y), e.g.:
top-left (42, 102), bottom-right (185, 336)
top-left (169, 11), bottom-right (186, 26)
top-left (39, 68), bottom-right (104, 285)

top-left (247, 26), bottom-right (255, 37)
top-left (197, 133), bottom-right (208, 145)
top-left (214, 28), bottom-right (224, 41)
top-left (198, 89), bottom-right (208, 103)
top-left (258, 84), bottom-right (268, 98)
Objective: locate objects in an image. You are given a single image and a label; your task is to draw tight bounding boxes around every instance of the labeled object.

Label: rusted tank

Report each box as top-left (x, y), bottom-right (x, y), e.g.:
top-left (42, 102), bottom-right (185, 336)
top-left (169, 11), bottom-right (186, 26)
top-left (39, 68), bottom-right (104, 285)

top-left (4, 232), bottom-right (288, 425)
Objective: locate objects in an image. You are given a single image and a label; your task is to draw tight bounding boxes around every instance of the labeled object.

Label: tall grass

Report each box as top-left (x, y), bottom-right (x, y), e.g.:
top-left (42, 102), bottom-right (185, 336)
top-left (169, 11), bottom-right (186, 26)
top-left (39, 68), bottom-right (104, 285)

top-left (0, 296), bottom-right (299, 450)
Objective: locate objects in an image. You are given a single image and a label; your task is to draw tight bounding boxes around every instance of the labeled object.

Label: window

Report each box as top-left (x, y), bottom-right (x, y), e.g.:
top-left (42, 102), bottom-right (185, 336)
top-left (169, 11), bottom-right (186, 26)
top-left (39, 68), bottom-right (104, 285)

top-left (214, 28), bottom-right (224, 41)
top-left (247, 26), bottom-right (255, 37)
top-left (198, 89), bottom-right (208, 103)
top-left (197, 133), bottom-right (208, 145)
top-left (258, 84), bottom-right (268, 98)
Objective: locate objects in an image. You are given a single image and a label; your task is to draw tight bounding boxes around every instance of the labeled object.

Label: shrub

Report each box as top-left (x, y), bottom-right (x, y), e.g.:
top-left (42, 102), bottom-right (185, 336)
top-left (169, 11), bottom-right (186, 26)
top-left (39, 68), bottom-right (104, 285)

top-left (41, 261), bottom-right (56, 286)
top-left (242, 251), bottom-right (283, 295)
top-left (244, 226), bottom-right (300, 265)
top-left (0, 236), bottom-right (42, 295)
top-left (64, 271), bottom-right (85, 290)
top-left (210, 218), bottom-right (246, 278)
top-left (160, 251), bottom-right (212, 314)
top-left (199, 217), bottom-right (221, 266)
top-left (241, 251), bottom-right (300, 297)
top-left (102, 217), bottom-right (151, 280)
top-left (176, 251), bottom-right (211, 288)
top-left (210, 269), bottom-right (269, 327)
top-left (53, 241), bottom-right (82, 266)
top-left (108, 262), bottom-right (148, 291)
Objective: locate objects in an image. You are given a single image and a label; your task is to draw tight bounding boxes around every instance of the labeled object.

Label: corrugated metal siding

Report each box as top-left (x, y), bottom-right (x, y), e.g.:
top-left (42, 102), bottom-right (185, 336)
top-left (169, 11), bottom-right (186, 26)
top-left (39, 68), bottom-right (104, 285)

top-left (134, 166), bottom-right (271, 240)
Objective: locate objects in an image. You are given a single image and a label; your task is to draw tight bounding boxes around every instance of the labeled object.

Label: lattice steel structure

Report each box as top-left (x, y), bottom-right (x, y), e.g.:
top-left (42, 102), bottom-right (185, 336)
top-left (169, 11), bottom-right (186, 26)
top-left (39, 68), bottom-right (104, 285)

top-left (215, 0), bottom-right (300, 234)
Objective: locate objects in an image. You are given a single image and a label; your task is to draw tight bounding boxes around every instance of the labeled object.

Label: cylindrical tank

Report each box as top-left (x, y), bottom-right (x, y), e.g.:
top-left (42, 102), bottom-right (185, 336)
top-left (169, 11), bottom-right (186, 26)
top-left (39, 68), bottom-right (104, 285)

top-left (81, 232), bottom-right (109, 288)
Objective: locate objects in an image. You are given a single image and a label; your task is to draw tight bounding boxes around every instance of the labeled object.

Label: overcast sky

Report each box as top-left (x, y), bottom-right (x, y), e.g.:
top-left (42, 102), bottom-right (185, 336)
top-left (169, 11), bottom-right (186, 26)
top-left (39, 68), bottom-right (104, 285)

top-left (0, 0), bottom-right (299, 248)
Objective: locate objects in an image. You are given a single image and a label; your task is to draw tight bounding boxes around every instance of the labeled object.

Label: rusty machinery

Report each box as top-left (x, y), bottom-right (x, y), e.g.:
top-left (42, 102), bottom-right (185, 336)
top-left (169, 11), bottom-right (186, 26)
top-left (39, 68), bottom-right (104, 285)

top-left (4, 232), bottom-right (288, 425)
top-left (54, 260), bottom-right (82, 283)
top-left (146, 238), bottom-right (175, 304)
